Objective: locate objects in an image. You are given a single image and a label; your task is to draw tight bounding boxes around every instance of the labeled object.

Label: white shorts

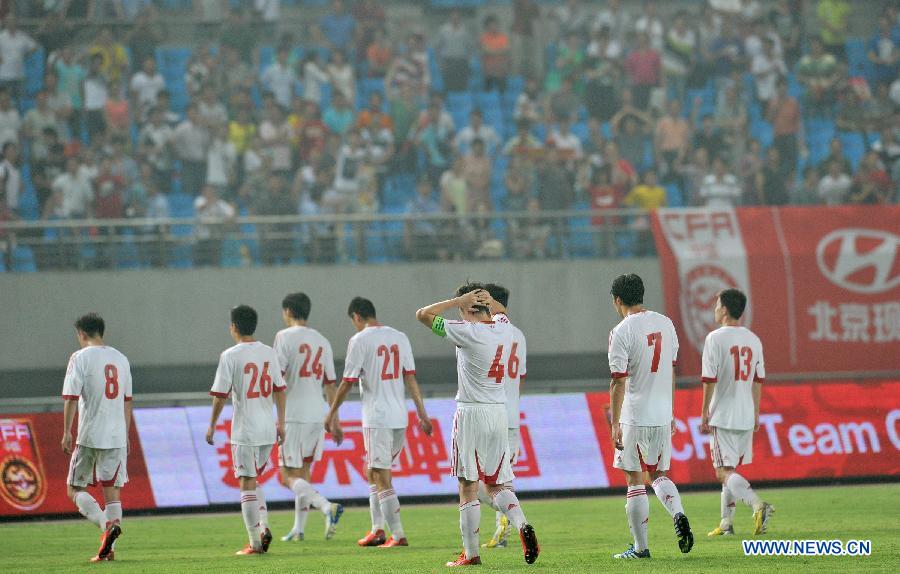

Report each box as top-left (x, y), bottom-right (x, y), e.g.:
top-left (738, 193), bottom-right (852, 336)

top-left (613, 424), bottom-right (672, 473)
top-left (452, 403), bottom-right (513, 485)
top-left (279, 422), bottom-right (325, 468)
top-left (363, 427), bottom-right (406, 470)
top-left (232, 444), bottom-right (274, 478)
top-left (508, 427), bottom-right (521, 465)
top-left (710, 427), bottom-right (753, 468)
top-left (67, 445), bottom-right (128, 488)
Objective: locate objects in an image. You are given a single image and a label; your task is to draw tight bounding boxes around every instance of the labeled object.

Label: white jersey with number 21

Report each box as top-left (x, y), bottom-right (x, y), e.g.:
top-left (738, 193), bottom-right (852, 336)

top-left (608, 310), bottom-right (679, 427)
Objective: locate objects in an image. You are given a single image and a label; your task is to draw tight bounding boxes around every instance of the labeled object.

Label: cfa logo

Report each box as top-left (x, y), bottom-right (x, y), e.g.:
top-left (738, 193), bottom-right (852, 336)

top-left (816, 229), bottom-right (899, 294)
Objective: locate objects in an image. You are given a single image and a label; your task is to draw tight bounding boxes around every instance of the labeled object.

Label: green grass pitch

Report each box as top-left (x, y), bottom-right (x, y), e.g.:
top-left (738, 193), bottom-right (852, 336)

top-left (4, 484), bottom-right (898, 573)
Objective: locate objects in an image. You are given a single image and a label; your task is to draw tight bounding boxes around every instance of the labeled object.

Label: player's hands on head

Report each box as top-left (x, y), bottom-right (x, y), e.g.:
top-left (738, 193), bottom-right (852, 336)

top-left (419, 416), bottom-right (433, 436)
top-left (612, 423), bottom-right (623, 451)
top-left (205, 425), bottom-right (215, 446)
top-left (457, 289), bottom-right (492, 314)
top-left (61, 432), bottom-right (73, 454)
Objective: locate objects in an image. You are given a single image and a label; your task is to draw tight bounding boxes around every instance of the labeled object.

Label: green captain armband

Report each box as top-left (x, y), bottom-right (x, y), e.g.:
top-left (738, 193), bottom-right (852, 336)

top-left (431, 316), bottom-right (447, 337)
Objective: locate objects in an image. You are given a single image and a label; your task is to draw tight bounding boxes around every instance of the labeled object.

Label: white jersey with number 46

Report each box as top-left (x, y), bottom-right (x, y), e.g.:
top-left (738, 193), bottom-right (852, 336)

top-left (274, 326), bottom-right (337, 424)
top-left (608, 310), bottom-right (679, 426)
top-left (62, 346), bottom-right (133, 449)
top-left (342, 325), bottom-right (416, 429)
top-left (210, 341), bottom-right (286, 446)
top-left (444, 319), bottom-right (519, 406)
top-left (492, 313), bottom-right (527, 429)
top-left (702, 326), bottom-right (765, 431)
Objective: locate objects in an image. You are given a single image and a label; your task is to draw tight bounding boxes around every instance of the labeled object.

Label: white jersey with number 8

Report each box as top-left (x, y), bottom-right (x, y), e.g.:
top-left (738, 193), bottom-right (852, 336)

top-left (274, 326), bottom-right (337, 424)
top-left (608, 310), bottom-right (679, 426)
top-left (342, 325), bottom-right (416, 429)
top-left (62, 346), bottom-right (133, 449)
top-left (210, 341), bottom-right (286, 446)
top-left (702, 326), bottom-right (765, 431)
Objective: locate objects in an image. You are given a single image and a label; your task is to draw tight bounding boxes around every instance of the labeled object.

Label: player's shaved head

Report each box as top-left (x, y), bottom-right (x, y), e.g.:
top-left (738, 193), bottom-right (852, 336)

top-left (455, 281), bottom-right (490, 315)
top-left (283, 292), bottom-right (311, 321)
top-left (610, 274), bottom-right (644, 307)
top-left (74, 313), bottom-right (105, 338)
top-left (348, 297), bottom-right (377, 320)
top-left (719, 289), bottom-right (747, 320)
top-left (231, 305), bottom-right (258, 336)
top-left (484, 283), bottom-right (510, 308)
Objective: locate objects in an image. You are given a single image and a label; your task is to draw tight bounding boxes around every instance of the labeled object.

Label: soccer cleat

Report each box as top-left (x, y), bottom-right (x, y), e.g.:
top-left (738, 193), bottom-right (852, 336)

top-left (89, 551), bottom-right (115, 563)
top-left (281, 529), bottom-right (304, 542)
top-left (674, 512), bottom-right (694, 553)
top-left (357, 529), bottom-right (387, 547)
top-left (753, 503), bottom-right (775, 535)
top-left (260, 528), bottom-right (273, 552)
top-left (483, 515), bottom-right (510, 548)
top-left (707, 525), bottom-right (735, 537)
top-left (518, 523), bottom-right (540, 564)
top-left (325, 503), bottom-right (344, 540)
top-left (379, 537), bottom-right (409, 547)
top-left (95, 522), bottom-right (121, 561)
top-left (613, 544), bottom-right (651, 559)
top-left (446, 550), bottom-right (482, 566)
top-left (235, 544), bottom-right (264, 555)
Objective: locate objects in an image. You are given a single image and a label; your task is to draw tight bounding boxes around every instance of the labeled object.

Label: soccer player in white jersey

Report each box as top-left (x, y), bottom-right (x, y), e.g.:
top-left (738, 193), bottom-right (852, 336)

top-left (274, 292), bottom-right (344, 543)
top-left (607, 274), bottom-right (693, 559)
top-left (416, 283), bottom-right (539, 567)
top-left (700, 289), bottom-right (774, 537)
top-left (325, 297), bottom-right (432, 548)
top-left (61, 313), bottom-right (133, 563)
top-left (478, 283), bottom-right (527, 550)
top-left (206, 305), bottom-right (287, 556)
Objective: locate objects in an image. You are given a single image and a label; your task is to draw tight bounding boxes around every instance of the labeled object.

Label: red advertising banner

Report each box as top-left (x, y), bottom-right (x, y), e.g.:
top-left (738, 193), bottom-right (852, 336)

top-left (652, 206), bottom-right (900, 376)
top-left (587, 380), bottom-right (900, 488)
top-left (0, 413), bottom-right (156, 517)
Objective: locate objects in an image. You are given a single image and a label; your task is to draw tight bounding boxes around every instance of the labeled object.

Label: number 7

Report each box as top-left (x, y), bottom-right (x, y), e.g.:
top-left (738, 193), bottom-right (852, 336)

top-left (647, 332), bottom-right (662, 373)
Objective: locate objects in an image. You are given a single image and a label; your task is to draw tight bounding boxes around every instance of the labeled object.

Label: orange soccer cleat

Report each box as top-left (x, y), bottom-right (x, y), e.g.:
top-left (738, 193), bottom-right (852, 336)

top-left (235, 544), bottom-right (264, 556)
top-left (378, 537), bottom-right (409, 548)
top-left (89, 551), bottom-right (114, 563)
top-left (446, 550), bottom-right (482, 566)
top-left (93, 522), bottom-right (121, 562)
top-left (357, 529), bottom-right (387, 547)
top-left (260, 528), bottom-right (273, 553)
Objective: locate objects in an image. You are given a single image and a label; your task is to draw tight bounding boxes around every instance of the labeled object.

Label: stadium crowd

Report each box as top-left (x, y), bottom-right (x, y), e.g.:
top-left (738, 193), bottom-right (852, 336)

top-left (0, 0), bottom-right (898, 270)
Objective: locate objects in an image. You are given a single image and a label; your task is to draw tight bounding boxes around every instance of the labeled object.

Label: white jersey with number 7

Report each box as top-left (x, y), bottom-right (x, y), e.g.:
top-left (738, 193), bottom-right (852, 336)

top-left (210, 341), bottom-right (286, 447)
top-left (702, 326), bottom-right (765, 431)
top-left (608, 310), bottom-right (679, 426)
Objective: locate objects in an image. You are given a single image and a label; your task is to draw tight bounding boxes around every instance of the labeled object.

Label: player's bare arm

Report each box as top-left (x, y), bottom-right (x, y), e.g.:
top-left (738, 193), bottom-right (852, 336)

top-left (325, 378), bottom-right (355, 445)
top-left (274, 386), bottom-right (286, 444)
top-left (609, 377), bottom-right (626, 450)
top-left (61, 397), bottom-right (78, 454)
top-left (415, 290), bottom-right (491, 329)
top-left (403, 373), bottom-right (433, 436)
top-left (700, 380), bottom-right (715, 434)
top-left (124, 399), bottom-right (134, 454)
top-left (205, 395), bottom-right (227, 445)
top-left (752, 381), bottom-right (762, 432)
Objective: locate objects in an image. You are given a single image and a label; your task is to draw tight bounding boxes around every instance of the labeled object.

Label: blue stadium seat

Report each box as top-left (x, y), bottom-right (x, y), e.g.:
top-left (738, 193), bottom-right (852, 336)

top-left (838, 131), bottom-right (866, 170)
top-left (475, 91), bottom-right (502, 112)
top-left (12, 246), bottom-right (37, 272)
top-left (220, 237), bottom-right (244, 268)
top-left (845, 39), bottom-right (873, 81)
top-left (0, 256), bottom-right (6, 272)
top-left (115, 232), bottom-right (142, 270)
top-left (665, 183), bottom-right (684, 208)
top-left (24, 48), bottom-right (45, 97)
top-left (363, 78), bottom-right (386, 101)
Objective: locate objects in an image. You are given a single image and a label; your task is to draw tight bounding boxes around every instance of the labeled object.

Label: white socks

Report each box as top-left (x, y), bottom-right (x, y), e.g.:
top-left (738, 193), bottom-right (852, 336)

top-left (256, 487), bottom-right (268, 530)
top-left (293, 496), bottom-right (309, 534)
top-left (74, 491), bottom-right (106, 529)
top-left (476, 482), bottom-right (498, 510)
top-left (369, 484), bottom-right (384, 531)
top-left (721, 483), bottom-right (736, 528)
top-left (378, 488), bottom-right (405, 540)
top-left (626, 486), bottom-right (650, 552)
top-left (290, 478), bottom-right (330, 514)
top-left (459, 500), bottom-right (481, 560)
top-left (726, 473), bottom-right (762, 511)
top-left (651, 476), bottom-right (685, 518)
top-left (104, 500), bottom-right (122, 526)
top-left (491, 488), bottom-right (527, 530)
top-left (240, 490), bottom-right (261, 549)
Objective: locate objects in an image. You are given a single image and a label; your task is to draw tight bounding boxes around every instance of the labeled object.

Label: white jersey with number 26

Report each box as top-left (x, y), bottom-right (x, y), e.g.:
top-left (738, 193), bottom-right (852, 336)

top-left (62, 346), bottom-right (133, 449)
top-left (608, 310), bottom-right (679, 427)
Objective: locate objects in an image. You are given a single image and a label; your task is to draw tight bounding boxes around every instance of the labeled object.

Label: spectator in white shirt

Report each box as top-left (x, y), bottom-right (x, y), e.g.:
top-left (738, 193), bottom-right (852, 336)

top-left (129, 57), bottom-right (166, 123)
top-left (194, 183), bottom-right (236, 266)
top-left (454, 109), bottom-right (500, 156)
top-left (197, 85), bottom-right (229, 127)
top-left (172, 105), bottom-right (210, 196)
top-left (699, 156), bottom-right (742, 207)
top-left (751, 37), bottom-right (786, 104)
top-left (547, 118), bottom-right (583, 162)
top-left (327, 49), bottom-right (355, 105)
top-left (0, 15), bottom-right (39, 104)
top-left (53, 157), bottom-right (94, 218)
top-left (261, 46), bottom-right (297, 109)
top-left (0, 142), bottom-right (21, 214)
top-left (83, 53), bottom-right (109, 144)
top-left (138, 106), bottom-right (175, 190)
top-left (817, 159), bottom-right (853, 205)
top-left (634, 1), bottom-right (665, 51)
top-left (206, 123), bottom-right (237, 194)
top-left (0, 88), bottom-right (21, 148)
top-left (302, 52), bottom-right (330, 104)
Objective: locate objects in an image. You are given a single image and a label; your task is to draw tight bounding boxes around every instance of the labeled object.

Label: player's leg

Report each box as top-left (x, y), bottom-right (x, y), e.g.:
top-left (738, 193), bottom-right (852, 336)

top-left (447, 407), bottom-right (482, 566)
top-left (93, 447), bottom-right (127, 562)
top-left (646, 426), bottom-right (693, 554)
top-left (67, 447), bottom-right (106, 529)
top-left (487, 427), bottom-right (519, 548)
top-left (357, 467), bottom-right (387, 546)
top-left (715, 428), bottom-right (773, 534)
top-left (375, 428), bottom-right (408, 547)
top-left (709, 465), bottom-right (737, 536)
top-left (233, 444), bottom-right (268, 555)
top-left (280, 465), bottom-right (308, 541)
top-left (612, 424), bottom-right (651, 559)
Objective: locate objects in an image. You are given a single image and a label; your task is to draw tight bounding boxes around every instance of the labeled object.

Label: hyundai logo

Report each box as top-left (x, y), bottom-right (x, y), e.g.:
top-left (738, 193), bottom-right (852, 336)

top-left (816, 229), bottom-right (899, 294)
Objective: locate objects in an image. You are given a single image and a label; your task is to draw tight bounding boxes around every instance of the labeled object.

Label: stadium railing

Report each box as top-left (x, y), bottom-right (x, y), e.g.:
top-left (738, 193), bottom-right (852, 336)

top-left (0, 208), bottom-right (655, 271)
